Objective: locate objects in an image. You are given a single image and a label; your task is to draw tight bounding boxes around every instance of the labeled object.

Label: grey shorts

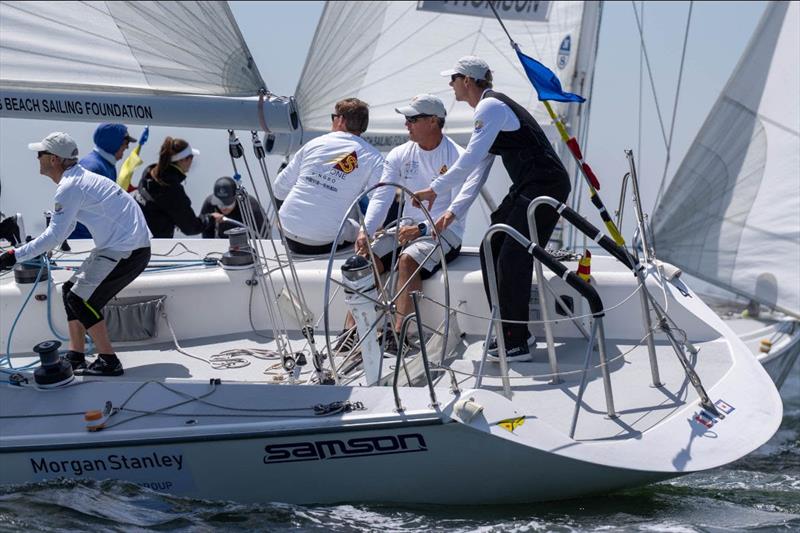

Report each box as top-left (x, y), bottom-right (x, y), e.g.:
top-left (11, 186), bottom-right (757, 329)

top-left (69, 249), bottom-right (134, 301)
top-left (370, 227), bottom-right (461, 278)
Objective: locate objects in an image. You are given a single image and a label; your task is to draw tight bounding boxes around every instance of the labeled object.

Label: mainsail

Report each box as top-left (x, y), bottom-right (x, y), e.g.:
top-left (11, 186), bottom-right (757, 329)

top-left (0, 1), bottom-right (297, 133)
top-left (652, 1), bottom-right (799, 317)
top-left (295, 1), bottom-right (599, 149)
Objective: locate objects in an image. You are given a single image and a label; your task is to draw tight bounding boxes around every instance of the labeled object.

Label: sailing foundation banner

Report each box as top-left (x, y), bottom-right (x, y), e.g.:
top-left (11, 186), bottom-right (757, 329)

top-left (417, 0), bottom-right (551, 21)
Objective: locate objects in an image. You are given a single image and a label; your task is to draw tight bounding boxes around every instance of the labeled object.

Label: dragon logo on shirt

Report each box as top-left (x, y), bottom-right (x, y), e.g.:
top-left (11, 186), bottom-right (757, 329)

top-left (333, 151), bottom-right (358, 174)
top-left (439, 165), bottom-right (448, 175)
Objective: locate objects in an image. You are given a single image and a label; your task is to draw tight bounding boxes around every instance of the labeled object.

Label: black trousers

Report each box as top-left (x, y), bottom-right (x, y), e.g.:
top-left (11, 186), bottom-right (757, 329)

top-left (479, 182), bottom-right (570, 346)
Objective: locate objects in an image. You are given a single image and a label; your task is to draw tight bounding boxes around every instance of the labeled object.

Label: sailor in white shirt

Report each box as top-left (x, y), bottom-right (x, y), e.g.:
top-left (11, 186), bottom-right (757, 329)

top-left (414, 56), bottom-right (571, 362)
top-left (0, 132), bottom-right (152, 377)
top-left (350, 94), bottom-right (475, 355)
top-left (274, 98), bottom-right (384, 255)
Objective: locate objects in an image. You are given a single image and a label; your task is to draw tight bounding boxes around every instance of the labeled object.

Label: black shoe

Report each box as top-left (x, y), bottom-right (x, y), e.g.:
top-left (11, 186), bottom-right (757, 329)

top-left (486, 343), bottom-right (533, 363)
top-left (382, 333), bottom-right (412, 358)
top-left (76, 357), bottom-right (124, 377)
top-left (484, 335), bottom-right (536, 356)
top-left (63, 351), bottom-right (87, 371)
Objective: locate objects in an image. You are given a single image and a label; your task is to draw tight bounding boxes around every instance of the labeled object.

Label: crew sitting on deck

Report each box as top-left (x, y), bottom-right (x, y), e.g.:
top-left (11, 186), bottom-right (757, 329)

top-left (133, 137), bottom-right (222, 238)
top-left (340, 94), bottom-right (476, 356)
top-left (273, 98), bottom-right (384, 255)
top-left (0, 132), bottom-right (152, 376)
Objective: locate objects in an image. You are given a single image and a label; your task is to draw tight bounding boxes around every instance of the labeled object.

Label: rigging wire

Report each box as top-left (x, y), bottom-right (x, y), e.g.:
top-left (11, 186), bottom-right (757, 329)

top-left (630, 1), bottom-right (670, 151)
top-left (653, 1), bottom-right (694, 213)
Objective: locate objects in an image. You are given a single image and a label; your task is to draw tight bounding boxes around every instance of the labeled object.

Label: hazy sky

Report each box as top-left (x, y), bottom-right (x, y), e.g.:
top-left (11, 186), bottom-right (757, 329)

top-left (0, 1), bottom-right (767, 243)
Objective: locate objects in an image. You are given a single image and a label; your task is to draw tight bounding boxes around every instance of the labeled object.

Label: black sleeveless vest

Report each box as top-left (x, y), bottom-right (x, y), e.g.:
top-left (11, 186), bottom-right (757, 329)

top-left (483, 90), bottom-right (570, 192)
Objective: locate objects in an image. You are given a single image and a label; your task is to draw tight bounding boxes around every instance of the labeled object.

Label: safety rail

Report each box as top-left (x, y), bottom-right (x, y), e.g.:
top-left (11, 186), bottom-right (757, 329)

top-left (478, 223), bottom-right (616, 427)
top-left (536, 178), bottom-right (719, 415)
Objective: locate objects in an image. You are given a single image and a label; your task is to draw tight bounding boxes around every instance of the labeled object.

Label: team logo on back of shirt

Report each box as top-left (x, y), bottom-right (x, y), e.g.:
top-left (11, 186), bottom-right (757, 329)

top-left (333, 151), bottom-right (358, 174)
top-left (439, 165), bottom-right (448, 175)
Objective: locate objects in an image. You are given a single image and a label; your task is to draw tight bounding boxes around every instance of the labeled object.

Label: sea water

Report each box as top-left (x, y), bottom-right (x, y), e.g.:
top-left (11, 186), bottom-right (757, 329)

top-left (1, 363), bottom-right (797, 532)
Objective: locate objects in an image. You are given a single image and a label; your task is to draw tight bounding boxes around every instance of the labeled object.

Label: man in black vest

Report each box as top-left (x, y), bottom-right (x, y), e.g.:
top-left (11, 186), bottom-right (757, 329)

top-left (414, 56), bottom-right (571, 362)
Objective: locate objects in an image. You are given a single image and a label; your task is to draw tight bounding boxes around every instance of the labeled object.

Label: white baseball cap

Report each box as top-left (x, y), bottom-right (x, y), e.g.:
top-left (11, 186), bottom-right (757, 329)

top-left (395, 94), bottom-right (447, 119)
top-left (28, 132), bottom-right (79, 159)
top-left (440, 56), bottom-right (492, 81)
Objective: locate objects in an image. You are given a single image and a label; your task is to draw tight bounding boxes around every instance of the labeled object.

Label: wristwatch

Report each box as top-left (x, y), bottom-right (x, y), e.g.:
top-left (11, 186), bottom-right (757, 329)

top-left (417, 222), bottom-right (427, 236)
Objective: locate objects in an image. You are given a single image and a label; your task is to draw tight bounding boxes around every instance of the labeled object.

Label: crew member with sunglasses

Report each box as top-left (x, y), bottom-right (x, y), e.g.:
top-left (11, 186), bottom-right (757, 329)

top-left (413, 56), bottom-right (571, 362)
top-left (345, 94), bottom-right (475, 356)
top-left (274, 98), bottom-right (384, 255)
top-left (0, 132), bottom-right (151, 376)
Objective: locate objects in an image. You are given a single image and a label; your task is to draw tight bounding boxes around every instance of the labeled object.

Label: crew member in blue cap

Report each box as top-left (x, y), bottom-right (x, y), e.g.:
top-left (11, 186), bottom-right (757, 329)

top-left (69, 123), bottom-right (137, 239)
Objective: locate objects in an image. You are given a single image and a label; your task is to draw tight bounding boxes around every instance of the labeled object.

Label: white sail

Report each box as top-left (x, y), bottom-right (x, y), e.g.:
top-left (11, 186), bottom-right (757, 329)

top-left (295, 1), bottom-right (595, 148)
top-left (0, 0), bottom-right (263, 95)
top-left (652, 1), bottom-right (800, 317)
top-left (0, 1), bottom-right (299, 133)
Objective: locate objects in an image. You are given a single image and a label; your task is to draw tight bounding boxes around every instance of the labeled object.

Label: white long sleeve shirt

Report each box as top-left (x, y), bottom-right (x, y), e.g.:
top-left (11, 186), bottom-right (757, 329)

top-left (363, 136), bottom-right (472, 239)
top-left (274, 131), bottom-right (384, 244)
top-left (15, 165), bottom-right (151, 263)
top-left (430, 90), bottom-right (520, 217)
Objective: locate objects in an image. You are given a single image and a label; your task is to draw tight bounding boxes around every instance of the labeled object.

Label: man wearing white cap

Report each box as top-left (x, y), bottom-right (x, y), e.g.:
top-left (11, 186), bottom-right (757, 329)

top-left (0, 132), bottom-right (151, 376)
top-left (343, 94), bottom-right (476, 355)
top-left (414, 56), bottom-right (571, 362)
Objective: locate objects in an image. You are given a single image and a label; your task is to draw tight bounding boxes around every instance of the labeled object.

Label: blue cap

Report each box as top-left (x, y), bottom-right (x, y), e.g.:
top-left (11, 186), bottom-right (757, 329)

top-left (93, 123), bottom-right (136, 153)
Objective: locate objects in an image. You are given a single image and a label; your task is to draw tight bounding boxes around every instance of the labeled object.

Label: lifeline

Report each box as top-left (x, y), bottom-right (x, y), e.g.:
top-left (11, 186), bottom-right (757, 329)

top-left (30, 452), bottom-right (183, 477)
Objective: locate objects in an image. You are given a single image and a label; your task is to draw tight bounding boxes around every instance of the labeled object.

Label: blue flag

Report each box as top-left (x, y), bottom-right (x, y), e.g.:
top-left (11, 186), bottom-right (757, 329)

top-left (516, 48), bottom-right (585, 103)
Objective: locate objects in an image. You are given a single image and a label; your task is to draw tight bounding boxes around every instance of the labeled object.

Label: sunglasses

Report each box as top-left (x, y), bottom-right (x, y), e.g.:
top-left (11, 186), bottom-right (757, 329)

top-left (37, 151), bottom-right (53, 159)
top-left (330, 113), bottom-right (341, 122)
top-left (405, 114), bottom-right (433, 123)
top-left (450, 74), bottom-right (466, 83)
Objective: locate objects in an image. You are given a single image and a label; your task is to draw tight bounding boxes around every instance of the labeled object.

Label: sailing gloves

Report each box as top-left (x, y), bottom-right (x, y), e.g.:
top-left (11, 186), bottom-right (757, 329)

top-left (0, 249), bottom-right (16, 270)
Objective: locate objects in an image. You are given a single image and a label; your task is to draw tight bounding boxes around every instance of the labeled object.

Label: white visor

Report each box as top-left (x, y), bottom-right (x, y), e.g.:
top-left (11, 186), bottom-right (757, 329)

top-left (171, 145), bottom-right (200, 162)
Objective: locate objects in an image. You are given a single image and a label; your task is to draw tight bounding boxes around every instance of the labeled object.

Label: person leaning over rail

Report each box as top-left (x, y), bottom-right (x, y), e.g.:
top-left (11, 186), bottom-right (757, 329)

top-left (341, 94), bottom-right (476, 356)
top-left (413, 56), bottom-right (572, 363)
top-left (273, 98), bottom-right (384, 255)
top-left (0, 132), bottom-right (151, 377)
top-left (200, 176), bottom-right (268, 238)
top-left (133, 137), bottom-right (222, 238)
top-left (68, 123), bottom-right (138, 240)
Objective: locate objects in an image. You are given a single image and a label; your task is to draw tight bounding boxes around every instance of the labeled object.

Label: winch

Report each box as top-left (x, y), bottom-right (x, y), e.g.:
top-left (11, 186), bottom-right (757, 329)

top-left (32, 340), bottom-right (74, 388)
top-left (220, 227), bottom-right (255, 269)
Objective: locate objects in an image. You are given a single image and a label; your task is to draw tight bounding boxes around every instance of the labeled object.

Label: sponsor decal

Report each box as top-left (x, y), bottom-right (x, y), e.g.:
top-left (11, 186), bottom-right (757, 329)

top-left (28, 450), bottom-right (193, 492)
top-left (497, 416), bottom-right (525, 433)
top-left (474, 119), bottom-right (484, 132)
top-left (557, 35), bottom-right (571, 70)
top-left (0, 96), bottom-right (153, 120)
top-left (438, 165), bottom-right (448, 175)
top-left (333, 151), bottom-right (358, 174)
top-left (715, 399), bottom-right (735, 415)
top-left (263, 433), bottom-right (427, 464)
top-left (691, 399), bottom-right (734, 430)
top-left (417, 1), bottom-right (551, 22)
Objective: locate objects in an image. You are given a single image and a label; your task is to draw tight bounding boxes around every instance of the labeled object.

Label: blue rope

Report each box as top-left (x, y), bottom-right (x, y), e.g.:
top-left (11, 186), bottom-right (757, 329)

top-left (2, 262), bottom-right (44, 370)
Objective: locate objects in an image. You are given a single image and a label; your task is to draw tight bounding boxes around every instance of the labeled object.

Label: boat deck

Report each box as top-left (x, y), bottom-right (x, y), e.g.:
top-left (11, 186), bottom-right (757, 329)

top-left (6, 327), bottom-right (733, 443)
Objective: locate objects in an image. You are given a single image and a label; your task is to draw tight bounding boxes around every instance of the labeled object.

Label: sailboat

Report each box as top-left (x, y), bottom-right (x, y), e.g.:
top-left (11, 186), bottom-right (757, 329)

top-left (652, 0), bottom-right (800, 388)
top-left (0, 0), bottom-right (787, 504)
